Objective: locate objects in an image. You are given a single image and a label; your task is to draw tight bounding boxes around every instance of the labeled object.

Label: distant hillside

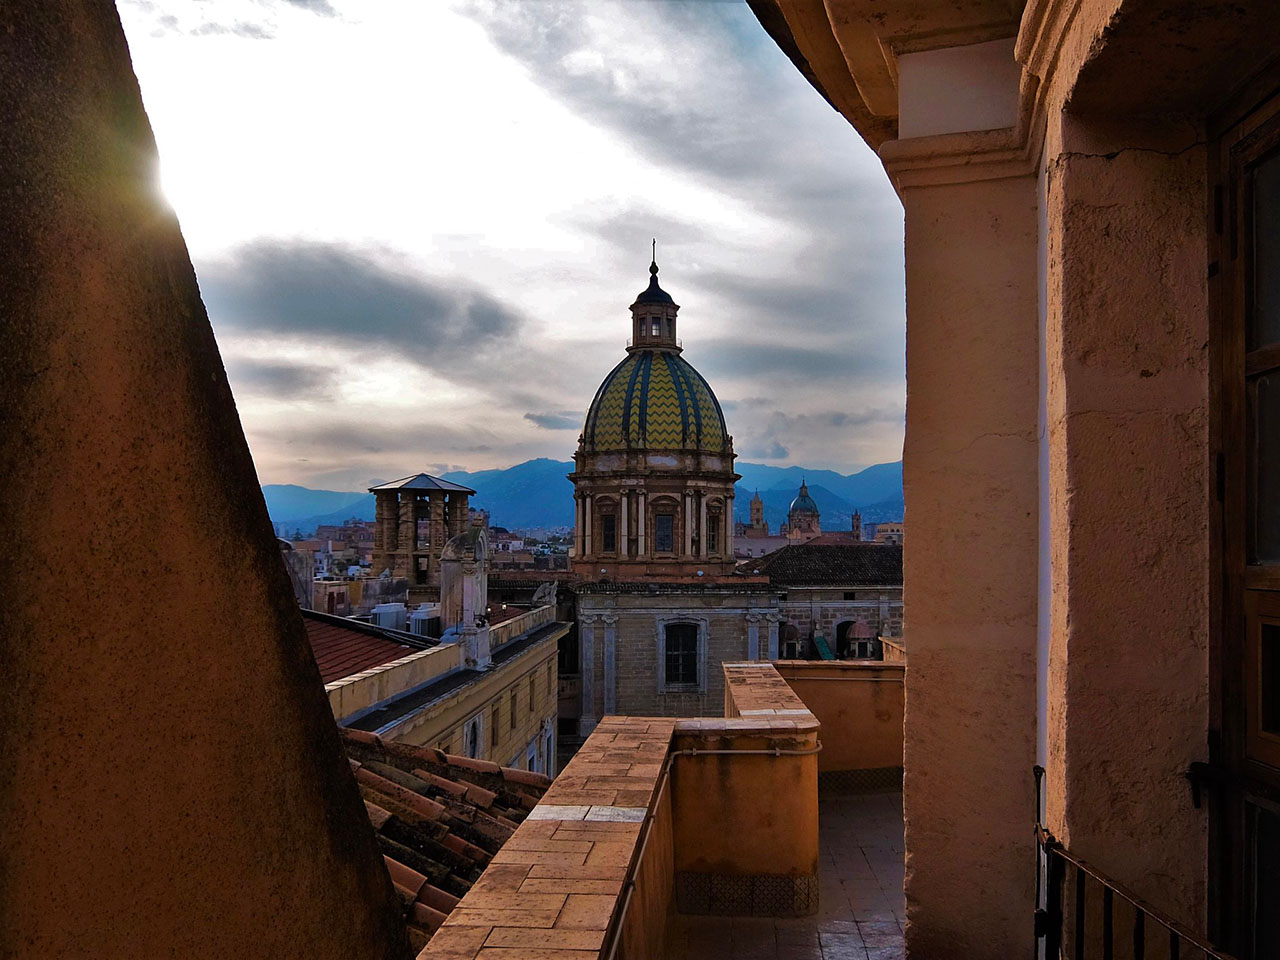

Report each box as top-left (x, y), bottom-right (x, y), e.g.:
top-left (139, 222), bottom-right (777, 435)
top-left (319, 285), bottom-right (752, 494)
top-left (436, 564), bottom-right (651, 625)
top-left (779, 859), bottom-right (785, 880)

top-left (734, 460), bottom-right (902, 510)
top-left (443, 459), bottom-right (575, 529)
top-left (265, 457), bottom-right (902, 534)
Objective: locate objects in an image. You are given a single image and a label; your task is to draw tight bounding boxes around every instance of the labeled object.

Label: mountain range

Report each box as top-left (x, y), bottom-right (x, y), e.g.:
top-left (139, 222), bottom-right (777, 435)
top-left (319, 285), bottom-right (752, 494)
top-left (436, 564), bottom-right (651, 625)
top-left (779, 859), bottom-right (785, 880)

top-left (263, 458), bottom-right (903, 535)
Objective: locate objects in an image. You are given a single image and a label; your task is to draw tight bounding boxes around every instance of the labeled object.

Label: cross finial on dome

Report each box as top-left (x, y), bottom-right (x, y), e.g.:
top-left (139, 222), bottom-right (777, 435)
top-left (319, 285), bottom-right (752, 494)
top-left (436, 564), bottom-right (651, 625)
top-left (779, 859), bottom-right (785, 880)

top-left (650, 238), bottom-right (658, 275)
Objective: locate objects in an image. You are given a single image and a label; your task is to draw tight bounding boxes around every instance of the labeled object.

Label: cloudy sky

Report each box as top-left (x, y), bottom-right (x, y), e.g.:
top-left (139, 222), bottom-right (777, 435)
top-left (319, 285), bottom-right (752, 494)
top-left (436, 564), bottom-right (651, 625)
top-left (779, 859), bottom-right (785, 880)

top-left (118, 0), bottom-right (905, 490)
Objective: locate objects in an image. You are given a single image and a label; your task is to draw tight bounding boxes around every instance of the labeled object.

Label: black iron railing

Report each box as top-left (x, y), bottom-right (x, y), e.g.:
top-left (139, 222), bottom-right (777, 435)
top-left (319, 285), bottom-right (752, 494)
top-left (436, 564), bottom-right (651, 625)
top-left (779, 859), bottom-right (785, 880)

top-left (1033, 767), bottom-right (1238, 960)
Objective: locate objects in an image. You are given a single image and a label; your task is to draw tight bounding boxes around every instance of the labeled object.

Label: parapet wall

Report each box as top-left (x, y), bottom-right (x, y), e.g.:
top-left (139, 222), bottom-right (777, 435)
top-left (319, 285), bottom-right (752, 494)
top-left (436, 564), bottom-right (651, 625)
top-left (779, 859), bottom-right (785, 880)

top-left (670, 663), bottom-right (821, 916)
top-left (773, 660), bottom-right (904, 775)
top-left (419, 662), bottom-right (822, 959)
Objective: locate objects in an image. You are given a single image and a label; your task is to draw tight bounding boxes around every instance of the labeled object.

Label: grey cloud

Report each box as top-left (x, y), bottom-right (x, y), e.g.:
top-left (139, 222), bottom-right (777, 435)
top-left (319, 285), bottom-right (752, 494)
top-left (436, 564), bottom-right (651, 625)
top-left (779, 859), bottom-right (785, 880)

top-left (200, 241), bottom-right (525, 371)
top-left (283, 0), bottom-right (337, 16)
top-left (524, 412), bottom-right (581, 430)
top-left (190, 20), bottom-right (275, 39)
top-left (732, 403), bottom-right (904, 471)
top-left (224, 357), bottom-right (335, 399)
top-left (694, 339), bottom-right (901, 384)
top-left (567, 204), bottom-right (709, 259)
top-left (742, 440), bottom-right (789, 460)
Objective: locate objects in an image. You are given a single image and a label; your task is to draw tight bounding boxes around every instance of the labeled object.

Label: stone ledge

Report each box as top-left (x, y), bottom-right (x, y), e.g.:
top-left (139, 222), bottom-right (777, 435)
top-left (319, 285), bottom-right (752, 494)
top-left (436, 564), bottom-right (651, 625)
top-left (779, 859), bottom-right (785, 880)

top-left (419, 716), bottom-right (674, 959)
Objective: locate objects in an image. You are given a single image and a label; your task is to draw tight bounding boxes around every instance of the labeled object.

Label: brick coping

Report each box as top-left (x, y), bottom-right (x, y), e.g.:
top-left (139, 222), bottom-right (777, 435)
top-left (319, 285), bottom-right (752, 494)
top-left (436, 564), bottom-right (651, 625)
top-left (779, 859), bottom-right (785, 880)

top-left (419, 715), bottom-right (674, 959)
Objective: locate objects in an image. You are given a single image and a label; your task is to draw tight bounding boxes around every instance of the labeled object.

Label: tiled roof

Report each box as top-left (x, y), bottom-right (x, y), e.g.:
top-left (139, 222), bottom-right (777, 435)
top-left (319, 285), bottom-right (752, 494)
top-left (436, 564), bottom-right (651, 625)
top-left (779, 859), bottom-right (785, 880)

top-left (302, 610), bottom-right (431, 684)
top-left (339, 727), bottom-right (551, 954)
top-left (368, 474), bottom-right (476, 494)
top-left (807, 532), bottom-right (866, 545)
top-left (753, 542), bottom-right (903, 586)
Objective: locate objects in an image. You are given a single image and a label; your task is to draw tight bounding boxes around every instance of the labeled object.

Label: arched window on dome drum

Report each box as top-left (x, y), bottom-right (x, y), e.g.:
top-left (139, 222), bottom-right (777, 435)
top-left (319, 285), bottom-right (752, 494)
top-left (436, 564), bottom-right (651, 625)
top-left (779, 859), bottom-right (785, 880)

top-left (651, 317), bottom-right (660, 337)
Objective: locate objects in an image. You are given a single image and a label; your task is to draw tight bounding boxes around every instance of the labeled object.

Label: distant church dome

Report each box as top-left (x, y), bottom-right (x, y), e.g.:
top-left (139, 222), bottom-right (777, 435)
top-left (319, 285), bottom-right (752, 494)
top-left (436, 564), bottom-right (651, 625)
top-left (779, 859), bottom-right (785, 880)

top-left (789, 481), bottom-right (819, 516)
top-left (581, 350), bottom-right (728, 453)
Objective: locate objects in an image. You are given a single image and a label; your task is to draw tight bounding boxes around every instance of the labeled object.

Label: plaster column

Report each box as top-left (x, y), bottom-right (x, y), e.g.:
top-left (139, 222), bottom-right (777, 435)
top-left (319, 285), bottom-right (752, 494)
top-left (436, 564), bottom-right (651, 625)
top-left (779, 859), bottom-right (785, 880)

top-left (574, 496), bottom-right (584, 557)
top-left (619, 491), bottom-right (629, 556)
top-left (766, 615), bottom-right (780, 661)
top-left (602, 613), bottom-right (618, 716)
top-left (579, 614), bottom-right (597, 733)
top-left (637, 490), bottom-right (647, 557)
top-left (698, 492), bottom-right (708, 559)
top-left (747, 613), bottom-right (761, 660)
top-left (584, 494), bottom-right (593, 558)
top-left (683, 492), bottom-right (693, 557)
top-left (885, 151), bottom-right (1039, 958)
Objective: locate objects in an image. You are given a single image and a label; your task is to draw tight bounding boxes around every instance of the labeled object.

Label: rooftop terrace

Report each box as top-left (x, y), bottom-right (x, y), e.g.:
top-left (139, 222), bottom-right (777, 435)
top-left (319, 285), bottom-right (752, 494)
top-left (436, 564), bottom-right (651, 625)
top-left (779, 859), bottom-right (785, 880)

top-left (420, 659), bottom-right (905, 959)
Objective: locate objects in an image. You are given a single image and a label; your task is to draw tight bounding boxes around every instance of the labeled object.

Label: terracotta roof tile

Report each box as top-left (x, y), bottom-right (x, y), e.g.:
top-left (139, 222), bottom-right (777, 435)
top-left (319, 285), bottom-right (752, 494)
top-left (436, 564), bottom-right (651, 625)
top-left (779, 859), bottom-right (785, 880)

top-left (302, 611), bottom-right (425, 683)
top-left (753, 542), bottom-right (903, 586)
top-left (336, 727), bottom-right (550, 951)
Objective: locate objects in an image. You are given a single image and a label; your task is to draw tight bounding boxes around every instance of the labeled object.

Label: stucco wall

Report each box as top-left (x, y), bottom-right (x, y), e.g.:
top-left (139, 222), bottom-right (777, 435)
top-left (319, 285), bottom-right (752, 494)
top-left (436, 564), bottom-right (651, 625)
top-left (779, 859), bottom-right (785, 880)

top-left (0, 5), bottom-right (408, 957)
top-left (900, 171), bottom-right (1041, 959)
top-left (1042, 108), bottom-right (1210, 922)
top-left (775, 661), bottom-right (905, 772)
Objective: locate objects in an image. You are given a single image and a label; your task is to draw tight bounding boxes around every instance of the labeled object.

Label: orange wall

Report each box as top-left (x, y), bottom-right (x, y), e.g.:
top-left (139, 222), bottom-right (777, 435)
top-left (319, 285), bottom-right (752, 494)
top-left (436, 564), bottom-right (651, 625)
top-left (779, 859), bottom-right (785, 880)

top-left (2, 6), bottom-right (409, 957)
top-left (670, 730), bottom-right (819, 878)
top-left (618, 773), bottom-right (674, 960)
top-left (774, 661), bottom-right (905, 772)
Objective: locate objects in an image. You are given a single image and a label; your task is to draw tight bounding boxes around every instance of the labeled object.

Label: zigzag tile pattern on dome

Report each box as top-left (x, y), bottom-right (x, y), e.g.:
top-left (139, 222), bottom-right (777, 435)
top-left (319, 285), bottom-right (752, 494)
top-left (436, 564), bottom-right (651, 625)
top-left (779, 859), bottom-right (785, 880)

top-left (582, 350), bottom-right (727, 453)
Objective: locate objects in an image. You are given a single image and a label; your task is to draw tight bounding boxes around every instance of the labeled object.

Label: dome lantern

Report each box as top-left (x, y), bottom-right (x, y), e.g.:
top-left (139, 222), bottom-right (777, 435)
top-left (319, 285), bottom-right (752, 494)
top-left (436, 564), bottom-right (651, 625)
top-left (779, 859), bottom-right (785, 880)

top-left (628, 241), bottom-right (680, 353)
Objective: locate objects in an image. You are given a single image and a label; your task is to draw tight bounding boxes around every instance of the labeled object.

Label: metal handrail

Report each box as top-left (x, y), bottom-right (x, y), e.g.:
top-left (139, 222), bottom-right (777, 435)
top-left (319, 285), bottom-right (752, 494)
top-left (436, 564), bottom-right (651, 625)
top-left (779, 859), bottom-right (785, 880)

top-left (1034, 768), bottom-right (1238, 960)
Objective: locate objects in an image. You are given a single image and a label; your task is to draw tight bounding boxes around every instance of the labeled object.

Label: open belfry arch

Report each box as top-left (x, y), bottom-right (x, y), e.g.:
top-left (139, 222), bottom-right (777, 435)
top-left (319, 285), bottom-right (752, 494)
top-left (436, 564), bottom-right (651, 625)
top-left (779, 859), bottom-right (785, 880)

top-left (370, 473), bottom-right (475, 603)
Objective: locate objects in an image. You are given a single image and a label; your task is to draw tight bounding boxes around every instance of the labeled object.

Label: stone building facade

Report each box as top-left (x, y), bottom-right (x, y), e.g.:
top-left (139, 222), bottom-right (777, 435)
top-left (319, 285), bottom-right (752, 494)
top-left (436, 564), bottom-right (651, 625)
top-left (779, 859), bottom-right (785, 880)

top-left (754, 543), bottom-right (905, 660)
top-left (575, 583), bottom-right (779, 721)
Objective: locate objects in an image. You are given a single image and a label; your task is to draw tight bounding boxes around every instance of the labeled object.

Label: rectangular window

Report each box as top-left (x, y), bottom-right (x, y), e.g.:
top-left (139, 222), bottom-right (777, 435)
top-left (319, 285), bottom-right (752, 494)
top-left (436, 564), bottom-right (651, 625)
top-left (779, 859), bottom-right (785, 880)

top-left (655, 513), bottom-right (675, 553)
top-left (529, 675), bottom-right (536, 713)
top-left (707, 515), bottom-right (719, 553)
top-left (651, 318), bottom-right (660, 336)
top-left (664, 623), bottom-right (699, 686)
top-left (510, 689), bottom-right (517, 729)
top-left (491, 703), bottom-right (499, 747)
top-left (602, 513), bottom-right (617, 553)
top-left (465, 716), bottom-right (481, 759)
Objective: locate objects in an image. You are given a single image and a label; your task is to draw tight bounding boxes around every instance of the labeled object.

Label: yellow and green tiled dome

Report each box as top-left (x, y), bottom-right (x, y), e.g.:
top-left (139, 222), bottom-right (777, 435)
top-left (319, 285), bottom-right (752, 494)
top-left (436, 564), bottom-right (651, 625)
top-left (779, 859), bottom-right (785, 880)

top-left (582, 350), bottom-right (729, 453)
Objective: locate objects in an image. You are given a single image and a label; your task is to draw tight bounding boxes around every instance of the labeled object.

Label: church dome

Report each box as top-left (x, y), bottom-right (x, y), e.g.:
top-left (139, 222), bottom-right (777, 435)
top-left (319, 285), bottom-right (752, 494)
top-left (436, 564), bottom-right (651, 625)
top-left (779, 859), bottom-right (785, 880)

top-left (581, 350), bottom-right (728, 453)
top-left (789, 482), bottom-right (819, 516)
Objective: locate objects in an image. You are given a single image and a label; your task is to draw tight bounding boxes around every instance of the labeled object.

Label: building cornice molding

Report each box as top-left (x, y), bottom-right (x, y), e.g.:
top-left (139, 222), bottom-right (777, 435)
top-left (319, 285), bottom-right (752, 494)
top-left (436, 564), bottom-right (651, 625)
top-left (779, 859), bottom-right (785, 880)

top-left (879, 71), bottom-right (1044, 191)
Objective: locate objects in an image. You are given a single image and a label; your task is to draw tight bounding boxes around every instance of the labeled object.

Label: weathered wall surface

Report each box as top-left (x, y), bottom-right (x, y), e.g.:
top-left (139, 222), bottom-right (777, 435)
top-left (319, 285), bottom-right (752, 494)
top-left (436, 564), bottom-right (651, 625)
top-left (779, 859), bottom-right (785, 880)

top-left (1042, 110), bottom-right (1210, 924)
top-left (900, 172), bottom-right (1040, 959)
top-left (775, 661), bottom-right (904, 772)
top-left (0, 5), bottom-right (408, 957)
